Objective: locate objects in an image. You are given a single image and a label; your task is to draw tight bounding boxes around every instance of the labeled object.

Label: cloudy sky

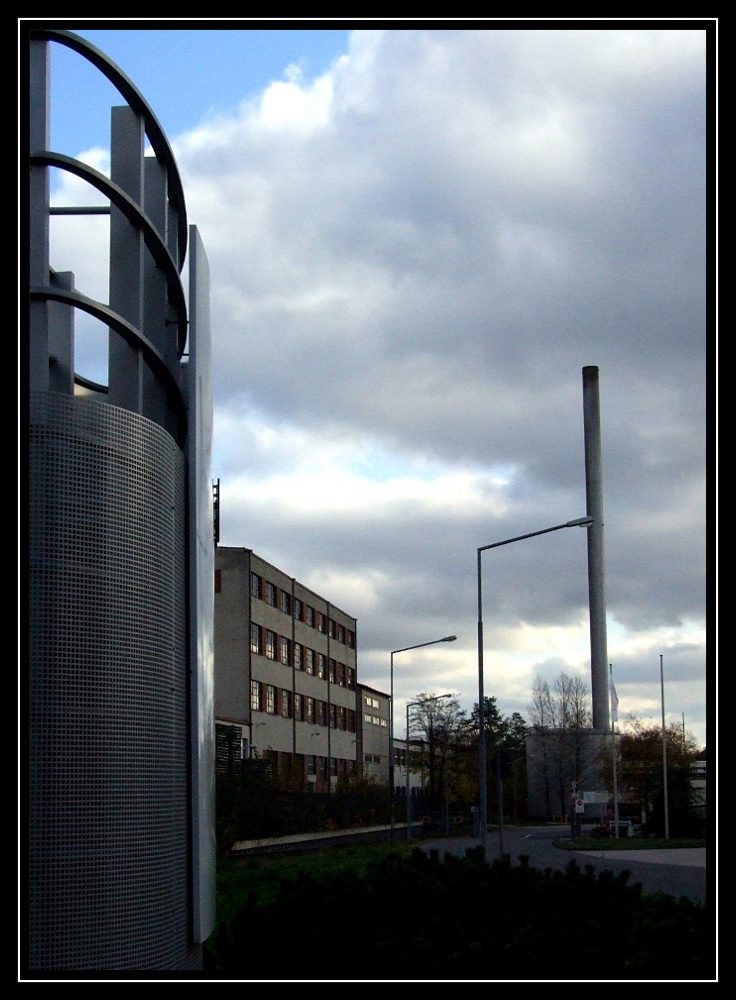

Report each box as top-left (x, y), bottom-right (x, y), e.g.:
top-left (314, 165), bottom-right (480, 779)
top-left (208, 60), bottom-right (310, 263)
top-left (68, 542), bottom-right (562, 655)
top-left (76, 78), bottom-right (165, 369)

top-left (34, 22), bottom-right (710, 749)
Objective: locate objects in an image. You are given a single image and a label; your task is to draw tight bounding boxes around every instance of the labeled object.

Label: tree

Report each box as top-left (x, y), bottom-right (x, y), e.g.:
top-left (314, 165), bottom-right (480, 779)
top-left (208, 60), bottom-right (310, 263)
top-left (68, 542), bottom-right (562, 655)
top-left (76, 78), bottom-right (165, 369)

top-left (527, 672), bottom-right (594, 820)
top-left (597, 717), bottom-right (703, 836)
top-left (466, 697), bottom-right (529, 822)
top-left (470, 696), bottom-right (528, 752)
top-left (408, 693), bottom-right (467, 810)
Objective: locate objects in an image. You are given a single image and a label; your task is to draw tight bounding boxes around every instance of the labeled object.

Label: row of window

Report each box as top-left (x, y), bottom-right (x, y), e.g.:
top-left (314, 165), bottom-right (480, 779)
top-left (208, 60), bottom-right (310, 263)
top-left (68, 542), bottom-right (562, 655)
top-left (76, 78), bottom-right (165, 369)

top-left (364, 713), bottom-right (388, 728)
top-left (251, 680), bottom-right (357, 730)
top-left (305, 755), bottom-right (354, 779)
top-left (250, 623), bottom-right (355, 688)
top-left (251, 573), bottom-right (355, 647)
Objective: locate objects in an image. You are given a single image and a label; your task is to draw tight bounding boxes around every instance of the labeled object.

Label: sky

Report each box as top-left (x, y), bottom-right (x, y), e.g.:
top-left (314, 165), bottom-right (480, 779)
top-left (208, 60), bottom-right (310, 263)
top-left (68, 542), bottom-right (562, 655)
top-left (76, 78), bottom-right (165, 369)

top-left (26, 21), bottom-right (712, 750)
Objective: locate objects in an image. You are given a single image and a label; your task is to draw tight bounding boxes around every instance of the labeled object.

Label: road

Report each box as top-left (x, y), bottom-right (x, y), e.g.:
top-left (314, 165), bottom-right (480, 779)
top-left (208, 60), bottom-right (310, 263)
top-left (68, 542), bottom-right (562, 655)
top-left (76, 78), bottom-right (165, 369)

top-left (418, 826), bottom-right (709, 904)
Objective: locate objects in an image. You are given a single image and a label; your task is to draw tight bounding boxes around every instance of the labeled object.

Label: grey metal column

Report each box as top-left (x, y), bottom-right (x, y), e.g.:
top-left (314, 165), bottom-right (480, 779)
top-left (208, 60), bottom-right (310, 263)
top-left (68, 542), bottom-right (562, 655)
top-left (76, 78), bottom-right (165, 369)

top-left (29, 37), bottom-right (50, 393)
top-left (582, 365), bottom-right (610, 732)
top-left (108, 105), bottom-right (145, 413)
top-left (142, 156), bottom-right (170, 427)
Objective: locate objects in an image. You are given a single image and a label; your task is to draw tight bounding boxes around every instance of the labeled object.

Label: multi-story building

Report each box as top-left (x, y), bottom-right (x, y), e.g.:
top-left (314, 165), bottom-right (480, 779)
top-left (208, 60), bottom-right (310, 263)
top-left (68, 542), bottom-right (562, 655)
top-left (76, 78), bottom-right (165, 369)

top-left (215, 547), bottom-right (362, 791)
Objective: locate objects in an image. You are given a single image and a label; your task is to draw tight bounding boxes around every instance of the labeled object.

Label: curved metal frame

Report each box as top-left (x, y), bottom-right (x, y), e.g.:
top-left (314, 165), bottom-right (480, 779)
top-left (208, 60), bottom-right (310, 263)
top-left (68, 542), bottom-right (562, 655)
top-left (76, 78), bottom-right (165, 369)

top-left (31, 285), bottom-right (188, 442)
top-left (32, 151), bottom-right (188, 355)
top-left (30, 27), bottom-right (188, 266)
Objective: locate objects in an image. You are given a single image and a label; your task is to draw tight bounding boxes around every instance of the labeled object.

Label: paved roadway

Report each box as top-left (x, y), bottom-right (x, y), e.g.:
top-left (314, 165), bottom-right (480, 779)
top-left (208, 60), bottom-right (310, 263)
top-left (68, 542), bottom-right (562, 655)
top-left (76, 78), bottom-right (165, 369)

top-left (418, 826), bottom-right (709, 904)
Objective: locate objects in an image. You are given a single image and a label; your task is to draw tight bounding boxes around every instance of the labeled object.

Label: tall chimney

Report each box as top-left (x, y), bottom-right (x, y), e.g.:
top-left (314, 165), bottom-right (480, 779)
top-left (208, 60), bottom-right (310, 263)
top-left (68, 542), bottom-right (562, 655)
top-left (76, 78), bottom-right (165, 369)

top-left (582, 366), bottom-right (610, 731)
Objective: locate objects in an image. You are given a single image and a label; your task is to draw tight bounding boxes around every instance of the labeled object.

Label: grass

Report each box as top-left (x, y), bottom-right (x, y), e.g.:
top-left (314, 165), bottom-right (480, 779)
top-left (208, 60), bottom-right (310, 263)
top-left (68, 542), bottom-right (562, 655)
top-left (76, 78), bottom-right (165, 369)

top-left (215, 843), bottom-right (412, 921)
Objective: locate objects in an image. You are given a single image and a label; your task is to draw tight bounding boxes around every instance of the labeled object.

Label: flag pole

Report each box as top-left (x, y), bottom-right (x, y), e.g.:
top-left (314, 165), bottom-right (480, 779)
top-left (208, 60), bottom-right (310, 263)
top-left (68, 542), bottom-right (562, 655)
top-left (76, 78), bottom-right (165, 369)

top-left (610, 664), bottom-right (619, 839)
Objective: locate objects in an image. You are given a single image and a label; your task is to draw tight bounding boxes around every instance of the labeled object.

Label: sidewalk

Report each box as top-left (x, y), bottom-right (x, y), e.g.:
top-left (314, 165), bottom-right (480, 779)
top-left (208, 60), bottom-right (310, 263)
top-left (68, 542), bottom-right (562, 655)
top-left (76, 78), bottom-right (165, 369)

top-left (575, 847), bottom-right (706, 867)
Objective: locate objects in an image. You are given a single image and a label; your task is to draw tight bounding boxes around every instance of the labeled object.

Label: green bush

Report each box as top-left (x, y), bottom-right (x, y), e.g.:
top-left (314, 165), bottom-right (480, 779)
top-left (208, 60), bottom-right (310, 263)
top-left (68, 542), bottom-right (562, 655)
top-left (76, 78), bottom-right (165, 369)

top-left (205, 848), bottom-right (713, 980)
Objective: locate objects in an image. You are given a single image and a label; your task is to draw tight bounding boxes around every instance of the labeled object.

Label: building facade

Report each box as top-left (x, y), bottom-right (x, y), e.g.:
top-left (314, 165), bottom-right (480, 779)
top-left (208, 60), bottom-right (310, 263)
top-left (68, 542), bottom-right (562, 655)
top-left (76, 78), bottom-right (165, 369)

top-left (357, 683), bottom-right (391, 785)
top-left (215, 548), bottom-right (362, 792)
top-left (29, 29), bottom-right (214, 971)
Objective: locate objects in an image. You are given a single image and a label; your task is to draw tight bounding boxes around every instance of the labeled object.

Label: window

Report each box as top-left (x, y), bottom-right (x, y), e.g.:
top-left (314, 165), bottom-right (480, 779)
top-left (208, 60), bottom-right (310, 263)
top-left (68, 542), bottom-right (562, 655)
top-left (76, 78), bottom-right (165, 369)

top-left (266, 582), bottom-right (277, 607)
top-left (328, 619), bottom-right (337, 639)
top-left (305, 648), bottom-right (314, 675)
top-left (328, 659), bottom-right (336, 683)
top-left (265, 630), bottom-right (276, 660)
top-left (280, 636), bottom-right (290, 665)
top-left (364, 713), bottom-right (372, 724)
top-left (347, 709), bottom-right (356, 733)
top-left (250, 573), bottom-right (261, 598)
top-left (294, 693), bottom-right (302, 721)
top-left (319, 757), bottom-right (328, 780)
top-left (346, 630), bottom-right (355, 648)
top-left (337, 624), bottom-right (345, 643)
top-left (250, 623), bottom-right (260, 654)
top-left (317, 612), bottom-right (326, 633)
top-left (294, 643), bottom-right (302, 671)
top-left (305, 697), bottom-right (315, 724)
top-left (293, 598), bottom-right (302, 621)
top-left (281, 690), bottom-right (291, 718)
top-left (347, 667), bottom-right (355, 691)
top-left (380, 718), bottom-right (387, 728)
top-left (337, 663), bottom-right (345, 687)
top-left (338, 705), bottom-right (346, 730)
top-left (317, 701), bottom-right (327, 726)
top-left (328, 704), bottom-right (336, 729)
top-left (305, 605), bottom-right (314, 627)
top-left (330, 758), bottom-right (338, 777)
top-left (307, 755), bottom-right (316, 776)
top-left (250, 679), bottom-right (261, 711)
top-left (266, 685), bottom-right (276, 714)
top-left (317, 653), bottom-right (325, 678)
top-left (280, 590), bottom-right (291, 615)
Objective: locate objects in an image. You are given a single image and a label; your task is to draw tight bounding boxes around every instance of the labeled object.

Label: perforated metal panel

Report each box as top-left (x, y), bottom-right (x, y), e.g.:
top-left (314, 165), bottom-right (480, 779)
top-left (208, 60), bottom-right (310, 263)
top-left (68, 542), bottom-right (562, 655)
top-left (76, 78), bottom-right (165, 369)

top-left (29, 393), bottom-right (191, 970)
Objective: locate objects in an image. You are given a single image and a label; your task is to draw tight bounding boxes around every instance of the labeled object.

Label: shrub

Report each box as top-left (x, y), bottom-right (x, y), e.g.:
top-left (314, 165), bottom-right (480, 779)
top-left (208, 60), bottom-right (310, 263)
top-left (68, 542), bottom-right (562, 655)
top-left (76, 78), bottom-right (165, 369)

top-left (205, 849), bottom-right (713, 979)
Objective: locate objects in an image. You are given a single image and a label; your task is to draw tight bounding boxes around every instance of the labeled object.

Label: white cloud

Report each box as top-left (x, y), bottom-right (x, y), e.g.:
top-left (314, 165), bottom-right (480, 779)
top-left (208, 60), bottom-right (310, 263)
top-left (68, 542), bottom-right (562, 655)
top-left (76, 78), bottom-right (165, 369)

top-left (48, 28), bottom-right (709, 749)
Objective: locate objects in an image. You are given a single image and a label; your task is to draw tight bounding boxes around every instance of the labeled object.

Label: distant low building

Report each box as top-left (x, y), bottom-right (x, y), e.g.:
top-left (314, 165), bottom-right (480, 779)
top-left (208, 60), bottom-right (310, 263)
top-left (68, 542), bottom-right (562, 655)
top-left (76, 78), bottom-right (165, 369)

top-left (526, 726), bottom-right (610, 821)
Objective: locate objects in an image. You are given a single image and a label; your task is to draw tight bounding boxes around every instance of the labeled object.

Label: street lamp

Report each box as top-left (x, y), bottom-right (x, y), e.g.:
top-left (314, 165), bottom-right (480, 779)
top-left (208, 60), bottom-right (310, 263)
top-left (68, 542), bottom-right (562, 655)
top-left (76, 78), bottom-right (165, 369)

top-left (405, 693), bottom-right (453, 840)
top-left (390, 635), bottom-right (457, 844)
top-left (477, 517), bottom-right (592, 855)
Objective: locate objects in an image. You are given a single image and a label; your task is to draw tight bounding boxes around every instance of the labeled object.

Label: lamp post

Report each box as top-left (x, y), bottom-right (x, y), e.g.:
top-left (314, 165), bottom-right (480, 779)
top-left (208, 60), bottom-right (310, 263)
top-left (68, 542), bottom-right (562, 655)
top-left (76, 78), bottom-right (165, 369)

top-left (390, 635), bottom-right (457, 844)
top-left (405, 692), bottom-right (453, 840)
top-left (660, 653), bottom-right (670, 840)
top-left (477, 516), bottom-right (593, 855)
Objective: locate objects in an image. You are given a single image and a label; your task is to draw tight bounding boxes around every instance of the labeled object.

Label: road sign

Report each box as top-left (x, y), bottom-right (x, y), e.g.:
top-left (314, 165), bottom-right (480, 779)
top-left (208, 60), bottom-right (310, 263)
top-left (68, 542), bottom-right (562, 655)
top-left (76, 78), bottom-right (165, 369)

top-left (575, 798), bottom-right (585, 814)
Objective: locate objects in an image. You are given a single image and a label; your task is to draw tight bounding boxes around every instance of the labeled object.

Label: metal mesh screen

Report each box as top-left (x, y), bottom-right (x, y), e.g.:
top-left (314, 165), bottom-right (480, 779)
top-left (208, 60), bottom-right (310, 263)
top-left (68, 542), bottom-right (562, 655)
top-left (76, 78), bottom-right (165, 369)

top-left (29, 392), bottom-right (192, 971)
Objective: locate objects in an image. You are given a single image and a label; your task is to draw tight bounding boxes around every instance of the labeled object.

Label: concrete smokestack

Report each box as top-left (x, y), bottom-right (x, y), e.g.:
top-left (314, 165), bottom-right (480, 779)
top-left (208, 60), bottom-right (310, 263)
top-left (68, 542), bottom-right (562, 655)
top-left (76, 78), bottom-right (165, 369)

top-left (582, 366), bottom-right (610, 731)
